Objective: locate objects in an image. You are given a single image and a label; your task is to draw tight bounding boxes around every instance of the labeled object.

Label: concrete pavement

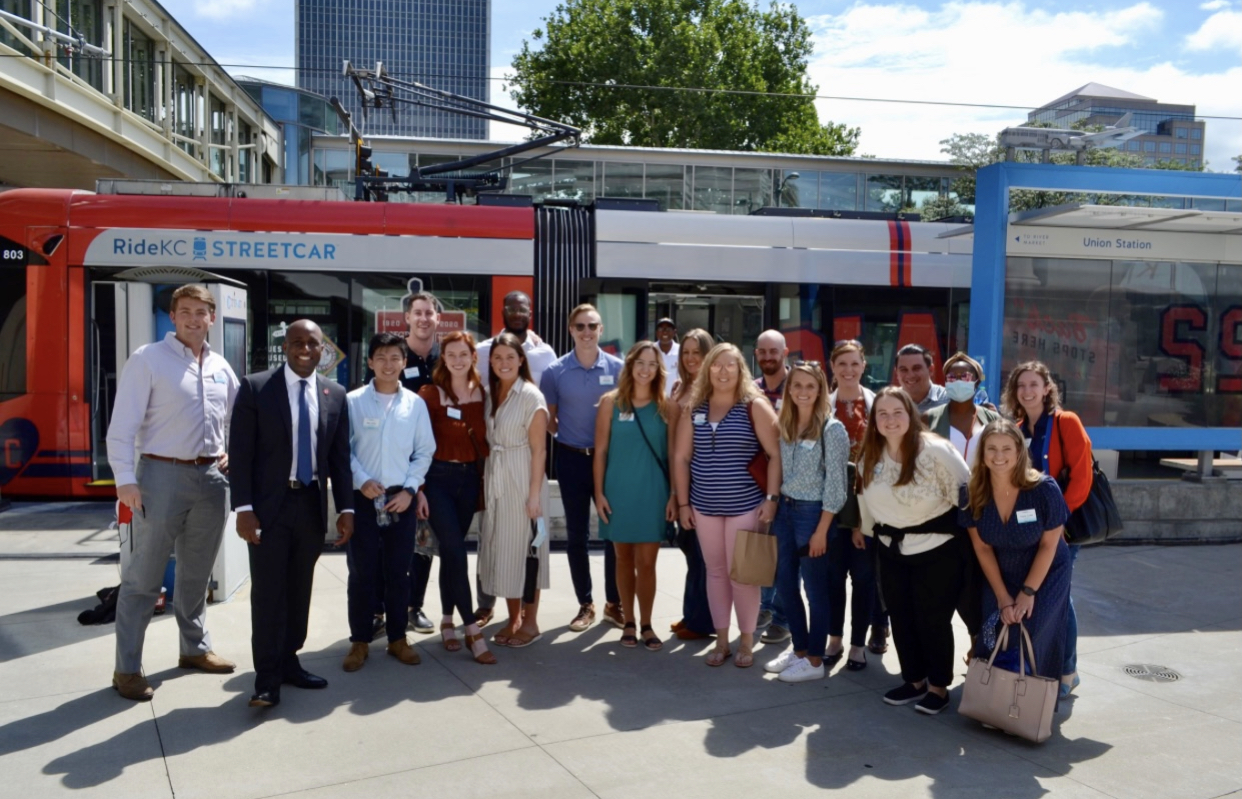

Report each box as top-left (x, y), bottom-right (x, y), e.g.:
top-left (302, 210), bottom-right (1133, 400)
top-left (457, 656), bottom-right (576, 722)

top-left (0, 502), bottom-right (1239, 798)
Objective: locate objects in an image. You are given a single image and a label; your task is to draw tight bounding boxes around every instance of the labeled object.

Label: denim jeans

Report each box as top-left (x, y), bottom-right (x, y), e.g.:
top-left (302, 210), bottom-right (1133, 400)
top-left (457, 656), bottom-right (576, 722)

top-left (772, 498), bottom-right (832, 658)
top-left (825, 522), bottom-right (875, 647)
top-left (556, 446), bottom-right (617, 606)
top-left (1063, 544), bottom-right (1080, 675)
top-left (760, 583), bottom-right (789, 628)
top-left (681, 532), bottom-right (714, 634)
top-left (423, 460), bottom-right (480, 622)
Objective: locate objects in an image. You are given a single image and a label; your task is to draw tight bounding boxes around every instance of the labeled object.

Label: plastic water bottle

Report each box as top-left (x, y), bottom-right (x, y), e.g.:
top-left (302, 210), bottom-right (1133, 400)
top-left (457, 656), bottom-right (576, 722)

top-left (974, 385), bottom-right (990, 406)
top-left (374, 495), bottom-right (391, 527)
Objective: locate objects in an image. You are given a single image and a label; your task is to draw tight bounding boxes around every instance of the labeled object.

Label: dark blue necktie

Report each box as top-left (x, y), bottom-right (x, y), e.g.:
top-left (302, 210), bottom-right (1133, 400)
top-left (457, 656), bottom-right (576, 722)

top-left (297, 379), bottom-right (313, 485)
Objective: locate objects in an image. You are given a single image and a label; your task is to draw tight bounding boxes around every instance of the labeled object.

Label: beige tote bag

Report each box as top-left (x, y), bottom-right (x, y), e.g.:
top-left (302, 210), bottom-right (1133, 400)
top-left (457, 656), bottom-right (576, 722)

top-left (959, 622), bottom-right (1058, 743)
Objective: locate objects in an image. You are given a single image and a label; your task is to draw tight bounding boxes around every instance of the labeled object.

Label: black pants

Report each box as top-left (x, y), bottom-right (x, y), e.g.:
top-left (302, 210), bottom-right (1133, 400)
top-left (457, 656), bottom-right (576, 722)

top-left (423, 460), bottom-right (479, 622)
top-left (346, 490), bottom-right (415, 643)
top-left (248, 484), bottom-right (323, 694)
top-left (878, 535), bottom-right (966, 689)
top-left (556, 445), bottom-right (618, 607)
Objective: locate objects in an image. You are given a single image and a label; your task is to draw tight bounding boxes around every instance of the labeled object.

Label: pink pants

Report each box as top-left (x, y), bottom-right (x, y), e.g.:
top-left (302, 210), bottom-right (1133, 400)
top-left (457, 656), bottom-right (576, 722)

top-left (694, 508), bottom-right (761, 634)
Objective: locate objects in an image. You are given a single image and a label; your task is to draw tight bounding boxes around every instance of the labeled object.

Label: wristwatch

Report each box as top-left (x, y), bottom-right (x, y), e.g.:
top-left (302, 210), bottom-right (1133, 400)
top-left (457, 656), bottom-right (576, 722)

top-left (1021, 585), bottom-right (1037, 597)
top-left (765, 494), bottom-right (779, 503)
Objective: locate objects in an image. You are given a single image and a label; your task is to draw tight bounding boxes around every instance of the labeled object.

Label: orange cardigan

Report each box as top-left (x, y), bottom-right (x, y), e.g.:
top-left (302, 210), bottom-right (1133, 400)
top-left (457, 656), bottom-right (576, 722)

top-left (1049, 409), bottom-right (1094, 513)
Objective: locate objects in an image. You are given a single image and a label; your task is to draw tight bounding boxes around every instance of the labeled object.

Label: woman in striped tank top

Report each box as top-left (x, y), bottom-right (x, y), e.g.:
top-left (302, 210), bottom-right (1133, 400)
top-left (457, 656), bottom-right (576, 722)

top-left (674, 343), bottom-right (782, 668)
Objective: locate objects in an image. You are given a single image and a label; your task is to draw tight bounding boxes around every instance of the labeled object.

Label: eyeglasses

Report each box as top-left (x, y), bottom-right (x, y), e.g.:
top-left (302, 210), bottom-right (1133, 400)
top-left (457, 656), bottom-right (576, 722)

top-left (794, 360), bottom-right (822, 370)
top-left (709, 361), bottom-right (739, 371)
top-left (945, 372), bottom-right (978, 382)
top-left (572, 322), bottom-right (601, 332)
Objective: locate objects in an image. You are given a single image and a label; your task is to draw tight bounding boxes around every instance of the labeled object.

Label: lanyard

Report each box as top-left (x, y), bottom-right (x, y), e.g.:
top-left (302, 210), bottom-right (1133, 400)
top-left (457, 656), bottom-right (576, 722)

top-left (1038, 413), bottom-right (1054, 474)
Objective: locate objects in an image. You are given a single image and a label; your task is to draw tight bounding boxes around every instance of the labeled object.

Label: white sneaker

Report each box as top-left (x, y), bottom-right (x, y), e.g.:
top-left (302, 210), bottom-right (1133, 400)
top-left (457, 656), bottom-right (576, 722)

top-left (778, 658), bottom-right (826, 683)
top-left (764, 649), bottom-right (802, 674)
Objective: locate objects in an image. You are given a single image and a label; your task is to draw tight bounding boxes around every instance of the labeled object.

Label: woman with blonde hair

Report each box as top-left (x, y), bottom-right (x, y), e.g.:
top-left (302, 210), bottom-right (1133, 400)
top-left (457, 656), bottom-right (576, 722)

top-left (959, 419), bottom-right (1072, 710)
top-left (673, 343), bottom-right (781, 668)
top-left (1003, 360), bottom-right (1093, 697)
top-left (594, 341), bottom-right (677, 650)
top-left (669, 328), bottom-right (716, 641)
top-left (762, 361), bottom-right (850, 683)
top-left (858, 387), bottom-right (970, 715)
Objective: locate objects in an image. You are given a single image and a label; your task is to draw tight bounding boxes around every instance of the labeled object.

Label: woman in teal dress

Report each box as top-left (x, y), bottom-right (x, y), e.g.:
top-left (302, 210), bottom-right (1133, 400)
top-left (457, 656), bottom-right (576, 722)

top-left (594, 341), bottom-right (677, 651)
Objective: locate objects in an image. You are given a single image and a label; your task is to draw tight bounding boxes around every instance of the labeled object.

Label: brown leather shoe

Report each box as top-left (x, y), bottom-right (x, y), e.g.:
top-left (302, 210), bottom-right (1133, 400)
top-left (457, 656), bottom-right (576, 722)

top-left (178, 651), bottom-right (236, 674)
top-left (386, 638), bottom-right (421, 665)
top-left (113, 671), bottom-right (153, 701)
top-left (675, 627), bottom-right (713, 641)
top-left (568, 603), bottom-right (596, 633)
top-left (602, 602), bottom-right (625, 629)
top-left (343, 642), bottom-right (369, 672)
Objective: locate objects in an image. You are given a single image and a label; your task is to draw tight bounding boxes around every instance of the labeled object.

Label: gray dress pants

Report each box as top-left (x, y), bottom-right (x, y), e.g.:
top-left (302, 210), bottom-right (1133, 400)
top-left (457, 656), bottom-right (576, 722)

top-left (114, 458), bottom-right (229, 674)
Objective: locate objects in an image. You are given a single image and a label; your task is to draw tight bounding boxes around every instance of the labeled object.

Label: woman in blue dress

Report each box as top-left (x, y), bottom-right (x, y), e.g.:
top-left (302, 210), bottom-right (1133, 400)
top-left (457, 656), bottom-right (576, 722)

top-left (959, 420), bottom-right (1071, 689)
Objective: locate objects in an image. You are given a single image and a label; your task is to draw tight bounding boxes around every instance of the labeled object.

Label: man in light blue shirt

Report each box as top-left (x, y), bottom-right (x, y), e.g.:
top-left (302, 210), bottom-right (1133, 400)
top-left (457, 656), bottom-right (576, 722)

top-left (539, 303), bottom-right (625, 632)
top-left (341, 332), bottom-right (436, 672)
top-left (105, 284), bottom-right (239, 701)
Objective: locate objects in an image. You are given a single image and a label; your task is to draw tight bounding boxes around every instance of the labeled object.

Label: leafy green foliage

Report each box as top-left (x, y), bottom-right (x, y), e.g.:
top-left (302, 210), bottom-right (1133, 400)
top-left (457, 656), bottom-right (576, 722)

top-left (508, 0), bottom-right (859, 155)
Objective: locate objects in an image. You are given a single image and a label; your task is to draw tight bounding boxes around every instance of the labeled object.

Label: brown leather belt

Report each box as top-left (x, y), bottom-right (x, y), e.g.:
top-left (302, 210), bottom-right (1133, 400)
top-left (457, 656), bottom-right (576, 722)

top-left (142, 454), bottom-right (216, 466)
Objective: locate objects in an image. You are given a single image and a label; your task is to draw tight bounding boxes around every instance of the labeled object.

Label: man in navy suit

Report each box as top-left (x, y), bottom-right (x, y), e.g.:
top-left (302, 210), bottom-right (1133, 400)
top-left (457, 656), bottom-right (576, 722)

top-left (229, 320), bottom-right (354, 708)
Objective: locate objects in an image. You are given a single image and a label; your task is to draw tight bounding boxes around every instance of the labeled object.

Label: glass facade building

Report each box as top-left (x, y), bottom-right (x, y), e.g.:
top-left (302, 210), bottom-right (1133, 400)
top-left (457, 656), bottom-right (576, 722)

top-left (1027, 83), bottom-right (1206, 169)
top-left (295, 0), bottom-right (489, 139)
top-left (238, 79), bottom-right (342, 185)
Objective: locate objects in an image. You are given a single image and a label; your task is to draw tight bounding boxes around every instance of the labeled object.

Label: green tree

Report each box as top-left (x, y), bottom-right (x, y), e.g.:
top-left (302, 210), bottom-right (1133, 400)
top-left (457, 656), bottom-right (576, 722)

top-left (508, 0), bottom-right (859, 155)
top-left (1234, 154), bottom-right (1241, 173)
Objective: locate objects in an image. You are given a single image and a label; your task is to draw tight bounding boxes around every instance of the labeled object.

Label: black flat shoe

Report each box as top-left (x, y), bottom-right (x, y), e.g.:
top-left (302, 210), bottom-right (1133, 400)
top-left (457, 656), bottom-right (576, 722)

top-left (282, 669), bottom-right (328, 690)
top-left (823, 650), bottom-right (845, 668)
top-left (249, 690), bottom-right (280, 708)
top-left (846, 654), bottom-right (867, 671)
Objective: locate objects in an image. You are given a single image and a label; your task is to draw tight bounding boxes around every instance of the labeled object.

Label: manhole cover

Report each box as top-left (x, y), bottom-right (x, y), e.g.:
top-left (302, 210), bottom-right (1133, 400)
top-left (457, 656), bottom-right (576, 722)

top-left (1122, 664), bottom-right (1181, 683)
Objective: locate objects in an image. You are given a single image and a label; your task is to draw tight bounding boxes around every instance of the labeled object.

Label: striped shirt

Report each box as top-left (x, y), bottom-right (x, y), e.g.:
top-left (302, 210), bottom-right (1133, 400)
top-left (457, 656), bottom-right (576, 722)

top-left (689, 401), bottom-right (765, 516)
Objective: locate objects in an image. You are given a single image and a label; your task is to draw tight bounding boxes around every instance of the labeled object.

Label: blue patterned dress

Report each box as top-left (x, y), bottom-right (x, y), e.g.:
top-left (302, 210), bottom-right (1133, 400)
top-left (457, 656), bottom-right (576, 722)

top-left (958, 476), bottom-right (1071, 681)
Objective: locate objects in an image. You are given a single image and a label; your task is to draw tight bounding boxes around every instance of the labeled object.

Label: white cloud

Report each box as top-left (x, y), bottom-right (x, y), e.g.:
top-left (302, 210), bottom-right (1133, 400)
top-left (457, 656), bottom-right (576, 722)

top-left (1198, 0), bottom-right (1229, 10)
top-left (1185, 10), bottom-right (1242, 51)
top-left (805, 1), bottom-right (1242, 171)
top-left (194, 0), bottom-right (259, 21)
top-left (488, 65), bottom-right (530, 142)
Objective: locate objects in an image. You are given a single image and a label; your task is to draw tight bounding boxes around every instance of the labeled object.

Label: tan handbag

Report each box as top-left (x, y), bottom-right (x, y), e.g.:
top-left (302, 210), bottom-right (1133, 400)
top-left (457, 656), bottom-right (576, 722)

top-left (959, 622), bottom-right (1058, 743)
top-left (729, 521), bottom-right (777, 587)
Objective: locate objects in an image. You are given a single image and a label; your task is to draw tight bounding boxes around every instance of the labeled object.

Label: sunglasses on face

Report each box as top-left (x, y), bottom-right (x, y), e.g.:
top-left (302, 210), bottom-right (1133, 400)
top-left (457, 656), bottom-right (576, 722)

top-left (573, 322), bottom-right (601, 332)
top-left (794, 360), bottom-right (822, 370)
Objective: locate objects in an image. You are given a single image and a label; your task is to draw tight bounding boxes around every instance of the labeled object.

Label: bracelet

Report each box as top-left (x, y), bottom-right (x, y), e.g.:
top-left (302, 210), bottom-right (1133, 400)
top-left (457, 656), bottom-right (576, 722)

top-left (678, 503), bottom-right (690, 508)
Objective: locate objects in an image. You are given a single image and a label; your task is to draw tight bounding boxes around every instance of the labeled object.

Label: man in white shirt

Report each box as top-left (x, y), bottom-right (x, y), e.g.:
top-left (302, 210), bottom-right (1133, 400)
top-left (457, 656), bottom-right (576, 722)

top-left (477, 291), bottom-right (556, 388)
top-left (655, 318), bottom-right (679, 396)
top-left (105, 284), bottom-right (239, 701)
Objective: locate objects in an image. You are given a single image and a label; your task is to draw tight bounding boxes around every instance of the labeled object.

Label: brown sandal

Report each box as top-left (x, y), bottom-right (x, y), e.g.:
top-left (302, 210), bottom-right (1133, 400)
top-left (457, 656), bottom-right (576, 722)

top-left (441, 623), bottom-right (462, 652)
top-left (464, 633), bottom-right (497, 664)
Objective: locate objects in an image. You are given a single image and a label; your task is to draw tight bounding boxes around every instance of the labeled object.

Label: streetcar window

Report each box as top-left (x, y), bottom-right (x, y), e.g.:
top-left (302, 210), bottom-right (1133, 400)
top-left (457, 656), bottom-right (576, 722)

top-left (0, 265), bottom-right (26, 401)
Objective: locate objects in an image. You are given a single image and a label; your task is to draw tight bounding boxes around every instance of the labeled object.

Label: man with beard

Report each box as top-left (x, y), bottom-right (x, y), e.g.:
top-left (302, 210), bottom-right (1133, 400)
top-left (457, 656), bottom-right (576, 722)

top-left (752, 330), bottom-right (791, 645)
top-left (477, 291), bottom-right (557, 388)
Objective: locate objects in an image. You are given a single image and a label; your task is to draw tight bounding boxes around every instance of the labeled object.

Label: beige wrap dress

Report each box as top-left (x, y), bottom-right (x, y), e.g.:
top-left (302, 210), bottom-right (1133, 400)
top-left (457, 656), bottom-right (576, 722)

top-left (478, 379), bottom-right (551, 598)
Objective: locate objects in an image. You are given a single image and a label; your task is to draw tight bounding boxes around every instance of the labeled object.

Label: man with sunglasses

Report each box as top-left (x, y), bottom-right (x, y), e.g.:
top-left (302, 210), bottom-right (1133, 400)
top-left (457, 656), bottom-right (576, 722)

top-left (752, 330), bottom-right (792, 644)
top-left (540, 304), bottom-right (625, 632)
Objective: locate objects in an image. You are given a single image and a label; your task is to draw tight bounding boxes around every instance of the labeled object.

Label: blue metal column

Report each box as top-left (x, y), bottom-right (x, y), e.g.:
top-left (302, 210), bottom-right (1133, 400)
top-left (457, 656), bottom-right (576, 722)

top-left (968, 163), bottom-right (1010, 392)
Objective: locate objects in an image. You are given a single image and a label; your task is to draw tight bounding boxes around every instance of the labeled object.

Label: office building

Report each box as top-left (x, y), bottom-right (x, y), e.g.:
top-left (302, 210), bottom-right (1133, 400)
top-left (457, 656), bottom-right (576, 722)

top-left (1028, 83), bottom-right (1206, 169)
top-left (295, 0), bottom-right (490, 139)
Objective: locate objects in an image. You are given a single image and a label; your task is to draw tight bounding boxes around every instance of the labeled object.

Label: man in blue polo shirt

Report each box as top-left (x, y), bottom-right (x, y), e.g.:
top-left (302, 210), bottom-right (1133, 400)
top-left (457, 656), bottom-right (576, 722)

top-left (540, 303), bottom-right (625, 632)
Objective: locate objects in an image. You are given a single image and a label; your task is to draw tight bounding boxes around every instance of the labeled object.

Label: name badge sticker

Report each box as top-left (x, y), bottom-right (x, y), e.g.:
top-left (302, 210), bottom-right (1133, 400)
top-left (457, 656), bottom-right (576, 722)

top-left (693, 413), bottom-right (707, 425)
top-left (212, 372), bottom-right (228, 384)
top-left (404, 366), bottom-right (420, 379)
top-left (1016, 508), bottom-right (1038, 524)
top-left (799, 439), bottom-right (816, 450)
top-left (618, 412), bottom-right (634, 422)
top-left (446, 407), bottom-right (462, 420)
top-left (600, 375), bottom-right (615, 386)
top-left (363, 418), bottom-right (381, 429)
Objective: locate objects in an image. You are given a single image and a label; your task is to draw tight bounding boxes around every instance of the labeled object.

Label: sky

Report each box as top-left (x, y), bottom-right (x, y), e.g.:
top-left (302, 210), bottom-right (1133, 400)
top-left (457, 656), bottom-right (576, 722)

top-left (161, 0), bottom-right (1241, 171)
